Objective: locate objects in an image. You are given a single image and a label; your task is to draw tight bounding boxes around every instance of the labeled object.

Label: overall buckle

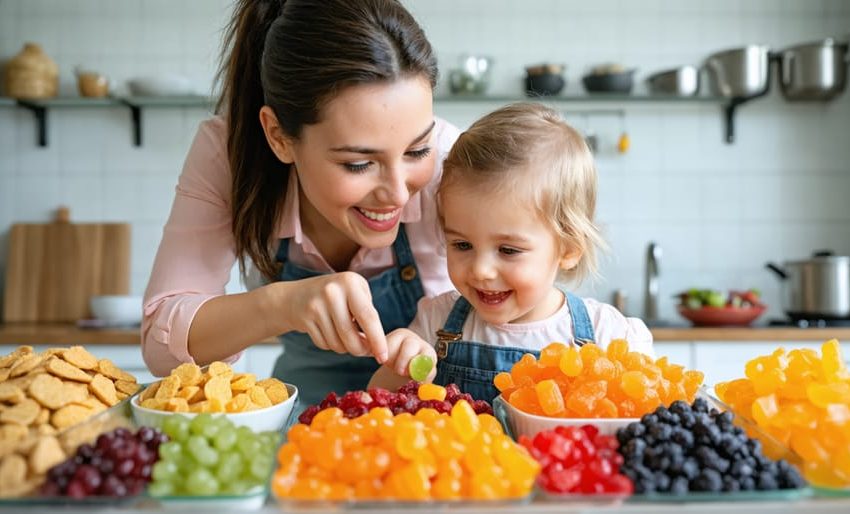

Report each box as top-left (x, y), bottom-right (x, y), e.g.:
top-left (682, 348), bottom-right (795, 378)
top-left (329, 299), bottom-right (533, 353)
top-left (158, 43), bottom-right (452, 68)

top-left (434, 329), bottom-right (462, 359)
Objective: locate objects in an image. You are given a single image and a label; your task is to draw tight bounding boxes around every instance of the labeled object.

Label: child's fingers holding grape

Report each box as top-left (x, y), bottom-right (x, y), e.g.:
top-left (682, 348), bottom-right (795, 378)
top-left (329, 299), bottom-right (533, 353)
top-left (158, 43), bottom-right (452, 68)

top-left (385, 329), bottom-right (437, 381)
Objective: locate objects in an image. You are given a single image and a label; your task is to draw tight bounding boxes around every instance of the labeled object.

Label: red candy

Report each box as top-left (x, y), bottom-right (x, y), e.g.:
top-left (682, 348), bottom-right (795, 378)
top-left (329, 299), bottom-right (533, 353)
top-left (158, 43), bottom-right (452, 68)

top-left (519, 425), bottom-right (633, 495)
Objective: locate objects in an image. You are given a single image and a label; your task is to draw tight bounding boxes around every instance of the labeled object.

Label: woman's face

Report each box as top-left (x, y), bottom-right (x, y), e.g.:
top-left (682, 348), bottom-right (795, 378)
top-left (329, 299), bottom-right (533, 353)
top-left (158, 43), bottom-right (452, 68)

top-left (284, 77), bottom-right (436, 251)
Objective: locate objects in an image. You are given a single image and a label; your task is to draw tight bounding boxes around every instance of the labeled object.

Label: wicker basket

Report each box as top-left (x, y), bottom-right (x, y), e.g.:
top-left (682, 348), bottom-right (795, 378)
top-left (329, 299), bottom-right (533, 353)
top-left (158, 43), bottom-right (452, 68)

top-left (3, 43), bottom-right (59, 99)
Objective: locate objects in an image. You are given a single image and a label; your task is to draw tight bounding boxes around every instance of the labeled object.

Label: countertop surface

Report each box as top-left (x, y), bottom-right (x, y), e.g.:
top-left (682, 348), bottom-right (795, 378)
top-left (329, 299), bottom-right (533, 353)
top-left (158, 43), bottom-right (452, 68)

top-left (1, 323), bottom-right (849, 346)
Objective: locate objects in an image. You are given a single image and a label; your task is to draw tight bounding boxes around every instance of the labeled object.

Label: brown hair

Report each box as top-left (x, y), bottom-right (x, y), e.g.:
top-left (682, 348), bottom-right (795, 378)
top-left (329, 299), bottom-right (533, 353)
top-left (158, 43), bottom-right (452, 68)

top-left (440, 102), bottom-right (606, 283)
top-left (216, 0), bottom-right (438, 279)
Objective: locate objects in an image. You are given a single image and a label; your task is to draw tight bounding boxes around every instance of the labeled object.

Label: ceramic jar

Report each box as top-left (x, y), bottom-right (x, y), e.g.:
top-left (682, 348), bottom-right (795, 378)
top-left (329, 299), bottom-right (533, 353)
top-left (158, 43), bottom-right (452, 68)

top-left (3, 43), bottom-right (59, 99)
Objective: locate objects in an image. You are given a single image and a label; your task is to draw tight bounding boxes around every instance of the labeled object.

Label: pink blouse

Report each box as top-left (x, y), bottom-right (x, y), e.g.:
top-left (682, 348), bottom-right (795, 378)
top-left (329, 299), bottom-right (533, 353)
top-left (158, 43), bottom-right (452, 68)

top-left (142, 116), bottom-right (461, 376)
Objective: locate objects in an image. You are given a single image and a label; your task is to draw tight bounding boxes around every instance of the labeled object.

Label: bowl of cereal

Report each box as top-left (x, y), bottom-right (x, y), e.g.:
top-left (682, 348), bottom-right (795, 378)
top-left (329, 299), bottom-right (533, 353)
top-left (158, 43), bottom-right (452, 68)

top-left (130, 362), bottom-right (298, 433)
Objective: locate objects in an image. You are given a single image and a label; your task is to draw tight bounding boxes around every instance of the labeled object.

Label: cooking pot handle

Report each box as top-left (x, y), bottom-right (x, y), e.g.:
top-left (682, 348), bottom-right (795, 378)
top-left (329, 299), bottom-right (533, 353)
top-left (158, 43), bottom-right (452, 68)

top-left (812, 250), bottom-right (834, 257)
top-left (765, 262), bottom-right (788, 280)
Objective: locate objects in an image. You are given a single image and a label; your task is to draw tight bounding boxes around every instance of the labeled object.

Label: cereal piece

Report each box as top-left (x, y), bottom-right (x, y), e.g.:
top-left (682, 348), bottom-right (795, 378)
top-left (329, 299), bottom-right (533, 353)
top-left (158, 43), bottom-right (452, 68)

top-left (115, 380), bottom-right (140, 395)
top-left (28, 374), bottom-right (71, 410)
top-left (248, 386), bottom-right (272, 408)
top-left (0, 346), bottom-right (33, 368)
top-left (260, 378), bottom-right (290, 404)
top-left (29, 436), bottom-right (65, 475)
top-left (0, 368), bottom-right (9, 382)
top-left (0, 383), bottom-right (24, 404)
top-left (204, 375), bottom-right (233, 405)
top-left (63, 382), bottom-right (90, 404)
top-left (61, 346), bottom-right (99, 370)
top-left (9, 354), bottom-right (43, 378)
top-left (154, 375), bottom-right (181, 400)
top-left (46, 358), bottom-right (92, 383)
top-left (51, 404), bottom-right (92, 430)
top-left (176, 386), bottom-right (200, 401)
top-left (34, 408), bottom-right (50, 426)
top-left (189, 400), bottom-right (210, 413)
top-left (0, 424), bottom-right (27, 443)
top-left (164, 398), bottom-right (189, 413)
top-left (140, 398), bottom-right (168, 411)
top-left (0, 454), bottom-right (26, 490)
top-left (37, 424), bottom-right (57, 436)
top-left (89, 374), bottom-right (119, 406)
top-left (226, 393), bottom-right (252, 413)
top-left (75, 397), bottom-right (109, 413)
top-left (138, 381), bottom-right (160, 402)
top-left (97, 359), bottom-right (135, 383)
top-left (207, 361), bottom-right (234, 379)
top-left (173, 363), bottom-right (202, 387)
top-left (230, 373), bottom-right (256, 392)
top-left (208, 397), bottom-right (226, 412)
top-left (0, 398), bottom-right (40, 426)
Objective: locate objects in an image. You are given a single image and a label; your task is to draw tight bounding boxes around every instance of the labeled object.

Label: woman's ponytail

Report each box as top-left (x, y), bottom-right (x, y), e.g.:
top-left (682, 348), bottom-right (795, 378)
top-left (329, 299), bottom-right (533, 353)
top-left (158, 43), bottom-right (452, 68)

top-left (216, 0), bottom-right (287, 280)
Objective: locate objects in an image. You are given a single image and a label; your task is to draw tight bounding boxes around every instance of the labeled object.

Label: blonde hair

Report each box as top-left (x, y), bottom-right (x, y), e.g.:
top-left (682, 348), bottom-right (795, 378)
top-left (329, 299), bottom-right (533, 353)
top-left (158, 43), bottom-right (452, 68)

top-left (439, 102), bottom-right (606, 283)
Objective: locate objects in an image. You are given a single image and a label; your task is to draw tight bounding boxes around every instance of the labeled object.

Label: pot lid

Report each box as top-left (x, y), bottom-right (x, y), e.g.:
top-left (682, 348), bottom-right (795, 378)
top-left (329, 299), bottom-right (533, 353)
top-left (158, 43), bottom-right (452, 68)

top-left (785, 251), bottom-right (850, 266)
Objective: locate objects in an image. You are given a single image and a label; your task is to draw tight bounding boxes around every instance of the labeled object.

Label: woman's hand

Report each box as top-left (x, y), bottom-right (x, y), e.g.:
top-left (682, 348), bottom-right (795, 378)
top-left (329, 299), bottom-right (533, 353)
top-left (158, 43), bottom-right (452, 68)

top-left (276, 271), bottom-right (388, 363)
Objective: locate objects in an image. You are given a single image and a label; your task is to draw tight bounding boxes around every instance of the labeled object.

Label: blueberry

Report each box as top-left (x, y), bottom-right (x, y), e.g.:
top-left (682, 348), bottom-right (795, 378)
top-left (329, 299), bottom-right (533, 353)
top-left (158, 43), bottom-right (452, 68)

top-left (692, 398), bottom-right (710, 413)
top-left (622, 438), bottom-right (646, 460)
top-left (654, 471), bottom-right (672, 492)
top-left (641, 413), bottom-right (659, 426)
top-left (625, 422), bottom-right (646, 440)
top-left (747, 438), bottom-right (763, 455)
top-left (636, 478), bottom-right (656, 494)
top-left (670, 476), bottom-right (690, 495)
top-left (669, 400), bottom-right (691, 416)
top-left (681, 458), bottom-right (700, 480)
top-left (740, 477), bottom-right (757, 491)
top-left (649, 423), bottom-right (673, 441)
top-left (691, 469), bottom-right (723, 492)
top-left (723, 476), bottom-right (741, 492)
top-left (757, 471), bottom-right (779, 490)
top-left (731, 460), bottom-right (754, 478)
top-left (716, 411), bottom-right (735, 431)
top-left (679, 412), bottom-right (696, 429)
top-left (671, 428), bottom-right (694, 447)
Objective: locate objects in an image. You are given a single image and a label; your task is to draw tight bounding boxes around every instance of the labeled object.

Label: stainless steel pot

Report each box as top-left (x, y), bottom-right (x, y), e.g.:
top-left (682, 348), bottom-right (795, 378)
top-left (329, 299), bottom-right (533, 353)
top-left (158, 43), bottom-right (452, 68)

top-left (766, 251), bottom-right (850, 319)
top-left (646, 66), bottom-right (700, 96)
top-left (777, 38), bottom-right (848, 101)
top-left (704, 45), bottom-right (770, 98)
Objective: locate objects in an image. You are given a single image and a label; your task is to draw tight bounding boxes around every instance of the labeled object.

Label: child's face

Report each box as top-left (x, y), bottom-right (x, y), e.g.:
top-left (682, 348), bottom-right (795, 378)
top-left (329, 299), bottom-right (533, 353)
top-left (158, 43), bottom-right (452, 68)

top-left (441, 179), bottom-right (580, 325)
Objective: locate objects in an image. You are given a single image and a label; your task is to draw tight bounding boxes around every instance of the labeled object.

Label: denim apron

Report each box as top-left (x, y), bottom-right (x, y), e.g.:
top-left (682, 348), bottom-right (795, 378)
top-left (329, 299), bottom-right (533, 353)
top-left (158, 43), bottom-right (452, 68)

top-left (270, 225), bottom-right (425, 410)
top-left (433, 291), bottom-right (596, 403)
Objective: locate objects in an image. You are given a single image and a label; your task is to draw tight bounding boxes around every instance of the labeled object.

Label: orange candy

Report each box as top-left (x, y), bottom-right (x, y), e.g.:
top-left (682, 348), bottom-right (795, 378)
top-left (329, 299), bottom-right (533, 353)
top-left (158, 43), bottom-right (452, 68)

top-left (503, 341), bottom-right (702, 419)
top-left (716, 339), bottom-right (850, 487)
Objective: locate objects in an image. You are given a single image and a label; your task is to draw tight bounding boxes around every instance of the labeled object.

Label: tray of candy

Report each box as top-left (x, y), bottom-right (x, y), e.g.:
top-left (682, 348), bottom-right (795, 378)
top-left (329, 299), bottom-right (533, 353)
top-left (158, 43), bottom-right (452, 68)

top-left (272, 494), bottom-right (533, 510)
top-left (628, 487), bottom-right (813, 503)
top-left (145, 488), bottom-right (269, 510)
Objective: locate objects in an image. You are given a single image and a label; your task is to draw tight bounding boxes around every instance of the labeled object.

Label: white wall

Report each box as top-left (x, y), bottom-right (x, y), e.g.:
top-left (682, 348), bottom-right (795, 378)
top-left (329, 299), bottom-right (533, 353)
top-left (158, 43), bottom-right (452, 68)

top-left (1, 0), bottom-right (849, 323)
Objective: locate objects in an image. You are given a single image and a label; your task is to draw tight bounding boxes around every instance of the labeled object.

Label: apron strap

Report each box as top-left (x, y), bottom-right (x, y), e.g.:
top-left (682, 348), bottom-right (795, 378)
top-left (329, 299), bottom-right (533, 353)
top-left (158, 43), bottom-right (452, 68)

top-left (565, 291), bottom-right (596, 345)
top-left (435, 296), bottom-right (472, 359)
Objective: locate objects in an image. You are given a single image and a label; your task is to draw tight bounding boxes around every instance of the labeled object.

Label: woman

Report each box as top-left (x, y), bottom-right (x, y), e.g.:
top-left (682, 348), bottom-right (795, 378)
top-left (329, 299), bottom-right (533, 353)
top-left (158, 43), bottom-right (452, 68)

top-left (142, 0), bottom-right (459, 407)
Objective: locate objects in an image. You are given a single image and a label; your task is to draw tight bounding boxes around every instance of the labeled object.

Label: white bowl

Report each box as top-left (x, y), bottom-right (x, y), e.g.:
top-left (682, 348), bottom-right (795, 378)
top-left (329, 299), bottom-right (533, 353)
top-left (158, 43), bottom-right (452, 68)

top-left (89, 294), bottom-right (143, 325)
top-left (127, 74), bottom-right (196, 96)
top-left (130, 383), bottom-right (298, 433)
top-left (494, 396), bottom-right (638, 439)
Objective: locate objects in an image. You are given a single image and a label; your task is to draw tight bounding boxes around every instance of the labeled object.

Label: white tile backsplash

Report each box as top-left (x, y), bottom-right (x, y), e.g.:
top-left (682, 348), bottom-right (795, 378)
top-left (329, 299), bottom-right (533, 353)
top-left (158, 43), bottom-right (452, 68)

top-left (0, 0), bottom-right (848, 324)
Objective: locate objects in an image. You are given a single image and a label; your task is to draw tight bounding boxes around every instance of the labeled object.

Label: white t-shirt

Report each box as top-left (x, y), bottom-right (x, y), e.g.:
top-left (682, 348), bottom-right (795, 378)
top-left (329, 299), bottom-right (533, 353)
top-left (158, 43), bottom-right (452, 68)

top-left (408, 290), bottom-right (654, 357)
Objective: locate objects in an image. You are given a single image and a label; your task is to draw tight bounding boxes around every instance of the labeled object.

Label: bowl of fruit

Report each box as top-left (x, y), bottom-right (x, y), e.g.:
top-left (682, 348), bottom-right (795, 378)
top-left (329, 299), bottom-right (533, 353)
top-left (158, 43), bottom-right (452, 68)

top-left (494, 396), bottom-right (636, 439)
top-left (130, 362), bottom-right (297, 433)
top-left (675, 289), bottom-right (766, 327)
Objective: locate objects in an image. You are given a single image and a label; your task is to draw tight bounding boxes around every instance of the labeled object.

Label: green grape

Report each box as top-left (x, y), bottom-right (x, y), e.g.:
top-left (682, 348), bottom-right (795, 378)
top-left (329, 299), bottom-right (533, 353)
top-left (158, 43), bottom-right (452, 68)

top-left (213, 427), bottom-right (237, 451)
top-left (226, 480), bottom-right (251, 496)
top-left (237, 437), bottom-right (262, 459)
top-left (235, 425), bottom-right (254, 441)
top-left (152, 460), bottom-right (179, 482)
top-left (189, 413), bottom-right (215, 436)
top-left (408, 354), bottom-right (434, 382)
top-left (147, 481), bottom-right (175, 497)
top-left (187, 435), bottom-right (219, 467)
top-left (185, 468), bottom-right (219, 496)
top-left (158, 441), bottom-right (183, 462)
top-left (162, 415), bottom-right (191, 441)
top-left (249, 455), bottom-right (273, 481)
top-left (214, 452), bottom-right (243, 482)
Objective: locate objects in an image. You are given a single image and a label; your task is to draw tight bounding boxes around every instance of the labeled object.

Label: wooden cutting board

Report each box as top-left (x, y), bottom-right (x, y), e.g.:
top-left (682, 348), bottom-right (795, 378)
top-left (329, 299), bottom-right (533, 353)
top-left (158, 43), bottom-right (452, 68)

top-left (3, 209), bottom-right (130, 322)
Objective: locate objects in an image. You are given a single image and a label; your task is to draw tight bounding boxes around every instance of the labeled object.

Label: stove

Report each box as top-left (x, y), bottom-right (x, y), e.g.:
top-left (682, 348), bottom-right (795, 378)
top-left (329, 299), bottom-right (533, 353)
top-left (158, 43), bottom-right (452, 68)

top-left (767, 318), bottom-right (850, 328)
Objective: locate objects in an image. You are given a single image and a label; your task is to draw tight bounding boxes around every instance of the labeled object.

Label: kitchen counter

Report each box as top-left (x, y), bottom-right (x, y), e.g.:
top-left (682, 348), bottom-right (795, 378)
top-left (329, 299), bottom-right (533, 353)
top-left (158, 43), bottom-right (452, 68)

top-left (1, 323), bottom-right (849, 346)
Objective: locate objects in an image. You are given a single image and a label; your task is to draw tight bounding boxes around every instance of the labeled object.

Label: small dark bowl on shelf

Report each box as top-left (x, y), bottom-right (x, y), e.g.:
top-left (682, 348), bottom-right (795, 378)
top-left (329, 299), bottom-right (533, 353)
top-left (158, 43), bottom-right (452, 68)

top-left (582, 70), bottom-right (635, 93)
top-left (677, 305), bottom-right (766, 327)
top-left (525, 73), bottom-right (566, 97)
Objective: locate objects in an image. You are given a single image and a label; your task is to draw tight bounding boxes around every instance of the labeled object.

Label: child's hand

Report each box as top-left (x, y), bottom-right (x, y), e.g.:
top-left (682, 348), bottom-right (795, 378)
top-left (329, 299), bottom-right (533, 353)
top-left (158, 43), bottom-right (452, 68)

top-left (385, 328), bottom-right (437, 381)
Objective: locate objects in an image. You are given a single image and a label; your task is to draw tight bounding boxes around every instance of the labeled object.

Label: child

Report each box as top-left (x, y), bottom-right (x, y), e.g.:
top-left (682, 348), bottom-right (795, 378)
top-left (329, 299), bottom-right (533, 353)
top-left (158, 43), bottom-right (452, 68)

top-left (370, 102), bottom-right (653, 400)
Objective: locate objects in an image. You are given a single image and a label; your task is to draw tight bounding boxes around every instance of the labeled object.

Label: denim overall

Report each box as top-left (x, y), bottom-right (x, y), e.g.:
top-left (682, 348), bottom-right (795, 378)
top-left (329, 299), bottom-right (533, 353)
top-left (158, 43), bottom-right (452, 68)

top-left (270, 225), bottom-right (425, 410)
top-left (433, 291), bottom-right (596, 403)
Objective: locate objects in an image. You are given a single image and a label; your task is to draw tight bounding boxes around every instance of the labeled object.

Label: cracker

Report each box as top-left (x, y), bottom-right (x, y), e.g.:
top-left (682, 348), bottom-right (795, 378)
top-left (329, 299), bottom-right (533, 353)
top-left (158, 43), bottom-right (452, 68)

top-left (164, 398), bottom-right (189, 413)
top-left (0, 454), bottom-right (26, 489)
top-left (28, 436), bottom-right (65, 475)
top-left (61, 346), bottom-right (98, 370)
top-left (116, 392), bottom-right (129, 401)
top-left (189, 400), bottom-right (210, 413)
top-left (51, 404), bottom-right (92, 430)
top-left (97, 359), bottom-right (135, 382)
top-left (46, 358), bottom-right (92, 383)
top-left (0, 346), bottom-right (33, 368)
top-left (176, 386), bottom-right (200, 401)
top-left (28, 374), bottom-right (71, 410)
top-left (248, 386), bottom-right (272, 408)
top-left (230, 373), bottom-right (256, 392)
top-left (138, 381), bottom-right (160, 402)
top-left (140, 398), bottom-right (168, 410)
top-left (74, 397), bottom-right (108, 413)
top-left (154, 375), bottom-right (181, 400)
top-left (9, 354), bottom-right (43, 378)
top-left (226, 393), bottom-right (252, 413)
top-left (0, 423), bottom-right (28, 443)
top-left (0, 368), bottom-right (9, 382)
top-left (173, 363), bottom-right (202, 387)
top-left (34, 408), bottom-right (50, 426)
top-left (207, 361), bottom-right (233, 379)
top-left (114, 380), bottom-right (140, 395)
top-left (0, 383), bottom-right (24, 404)
top-left (37, 424), bottom-right (57, 436)
top-left (260, 379), bottom-right (289, 404)
top-left (89, 374), bottom-right (119, 406)
top-left (203, 375), bottom-right (233, 406)
top-left (0, 398), bottom-right (40, 426)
